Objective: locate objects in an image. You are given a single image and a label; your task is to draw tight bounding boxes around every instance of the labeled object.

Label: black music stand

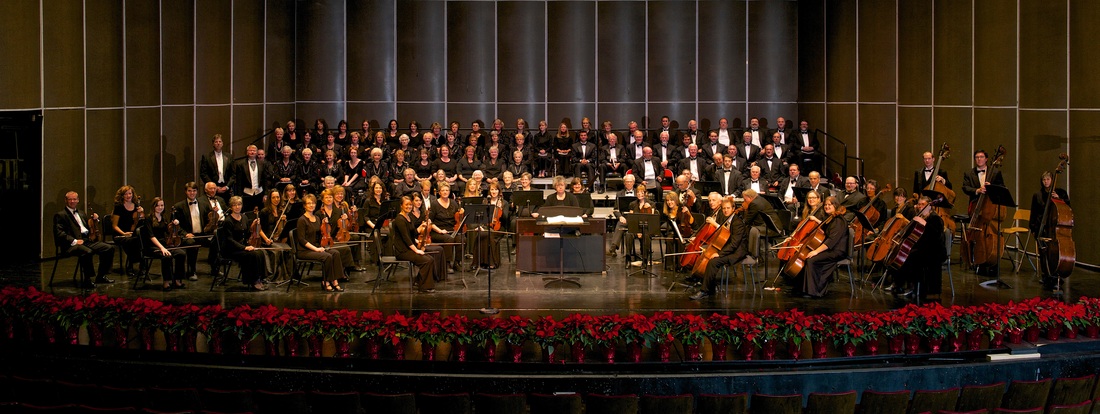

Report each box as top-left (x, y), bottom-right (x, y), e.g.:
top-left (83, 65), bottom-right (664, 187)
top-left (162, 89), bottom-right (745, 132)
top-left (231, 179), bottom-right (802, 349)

top-left (696, 181), bottom-right (721, 198)
top-left (976, 184), bottom-right (1017, 290)
top-left (850, 209), bottom-right (873, 281)
top-left (462, 203), bottom-right (500, 314)
top-left (614, 196), bottom-right (638, 259)
top-left (759, 210), bottom-right (782, 285)
top-left (575, 192), bottom-right (594, 217)
top-left (511, 190), bottom-right (544, 218)
top-left (538, 205), bottom-right (585, 288)
top-left (625, 213), bottom-right (662, 278)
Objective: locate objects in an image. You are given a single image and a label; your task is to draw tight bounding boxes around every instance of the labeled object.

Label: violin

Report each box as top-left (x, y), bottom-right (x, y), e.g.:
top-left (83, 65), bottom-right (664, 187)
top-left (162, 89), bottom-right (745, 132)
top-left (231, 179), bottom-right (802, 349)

top-left (676, 206), bottom-right (694, 240)
top-left (166, 207), bottom-right (183, 248)
top-left (343, 201), bottom-right (360, 233)
top-left (130, 195), bottom-right (144, 232)
top-left (962, 145), bottom-right (1008, 269)
top-left (203, 200), bottom-right (220, 234)
top-left (87, 207), bottom-right (101, 242)
top-left (248, 207), bottom-right (265, 248)
top-left (490, 198), bottom-right (503, 231)
top-left (335, 214), bottom-right (351, 243)
top-left (270, 203), bottom-right (288, 242)
top-left (638, 199), bottom-right (654, 214)
top-left (320, 217), bottom-right (334, 247)
top-left (418, 217), bottom-right (433, 249)
top-left (453, 208), bottom-right (466, 233)
top-left (1037, 154), bottom-right (1075, 278)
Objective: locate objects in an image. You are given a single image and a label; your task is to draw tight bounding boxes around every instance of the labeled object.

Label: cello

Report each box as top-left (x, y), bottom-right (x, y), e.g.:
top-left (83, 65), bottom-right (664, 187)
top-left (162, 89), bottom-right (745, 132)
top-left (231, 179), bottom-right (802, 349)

top-left (780, 217), bottom-right (830, 279)
top-left (866, 195), bottom-right (912, 263)
top-left (688, 206), bottom-right (742, 280)
top-left (962, 146), bottom-right (1008, 269)
top-left (680, 203), bottom-right (735, 268)
top-left (1036, 154), bottom-right (1074, 278)
top-left (776, 205), bottom-right (823, 262)
top-left (885, 198), bottom-right (942, 272)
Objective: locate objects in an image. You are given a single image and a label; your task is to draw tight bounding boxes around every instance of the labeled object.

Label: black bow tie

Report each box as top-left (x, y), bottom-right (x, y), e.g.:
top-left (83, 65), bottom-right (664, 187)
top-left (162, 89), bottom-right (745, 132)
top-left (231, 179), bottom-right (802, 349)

top-left (924, 169), bottom-right (933, 172)
top-left (689, 157), bottom-right (696, 161)
top-left (751, 180), bottom-right (759, 183)
top-left (188, 201), bottom-right (198, 205)
top-left (977, 169), bottom-right (986, 173)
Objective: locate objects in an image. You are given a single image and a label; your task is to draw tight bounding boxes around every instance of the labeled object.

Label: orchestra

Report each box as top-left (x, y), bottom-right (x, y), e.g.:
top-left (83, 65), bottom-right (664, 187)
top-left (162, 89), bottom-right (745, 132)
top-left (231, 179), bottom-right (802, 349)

top-left (55, 115), bottom-right (1067, 302)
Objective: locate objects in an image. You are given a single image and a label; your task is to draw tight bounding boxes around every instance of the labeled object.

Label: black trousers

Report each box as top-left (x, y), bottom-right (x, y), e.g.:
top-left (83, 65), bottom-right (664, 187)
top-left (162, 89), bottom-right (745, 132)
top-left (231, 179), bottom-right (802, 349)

top-left (65, 240), bottom-right (114, 281)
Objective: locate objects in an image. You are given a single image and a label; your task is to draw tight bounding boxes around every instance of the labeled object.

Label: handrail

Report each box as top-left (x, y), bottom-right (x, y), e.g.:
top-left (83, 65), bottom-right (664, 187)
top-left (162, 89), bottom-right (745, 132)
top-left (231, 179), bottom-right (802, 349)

top-left (815, 128), bottom-right (863, 182)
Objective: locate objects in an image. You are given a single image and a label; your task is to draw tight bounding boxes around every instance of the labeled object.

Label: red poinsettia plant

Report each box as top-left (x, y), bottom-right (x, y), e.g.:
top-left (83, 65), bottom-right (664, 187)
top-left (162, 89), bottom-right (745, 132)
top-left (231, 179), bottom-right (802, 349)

top-left (473, 315), bottom-right (529, 345)
top-left (52, 295), bottom-right (88, 331)
top-left (442, 314), bottom-right (473, 345)
top-left (1053, 302), bottom-right (1087, 330)
top-left (617, 313), bottom-right (654, 345)
top-left (193, 305), bottom-right (227, 341)
top-left (705, 314), bottom-right (735, 345)
top-left (754, 310), bottom-right (785, 345)
top-left (673, 314), bottom-right (709, 345)
top-left (254, 305), bottom-right (304, 343)
top-left (298, 309), bottom-right (330, 338)
top-left (560, 313), bottom-right (599, 348)
top-left (973, 302), bottom-right (1011, 338)
top-left (1079, 297), bottom-right (1100, 326)
top-left (82, 293), bottom-right (129, 329)
top-left (529, 315), bottom-right (563, 350)
top-left (322, 309), bottom-right (361, 341)
top-left (730, 312), bottom-right (764, 346)
top-left (646, 311), bottom-right (678, 345)
top-left (356, 309), bottom-right (385, 341)
top-left (829, 312), bottom-right (882, 346)
top-left (160, 304), bottom-right (203, 337)
top-left (118, 297), bottom-right (166, 331)
top-left (910, 303), bottom-right (956, 339)
top-left (223, 305), bottom-right (261, 342)
top-left (380, 312), bottom-right (411, 346)
top-left (588, 314), bottom-right (624, 348)
top-left (408, 312), bottom-right (447, 347)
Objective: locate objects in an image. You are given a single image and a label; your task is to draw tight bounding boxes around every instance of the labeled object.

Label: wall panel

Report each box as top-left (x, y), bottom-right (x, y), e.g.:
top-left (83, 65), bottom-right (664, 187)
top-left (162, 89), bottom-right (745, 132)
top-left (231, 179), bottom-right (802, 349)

top-left (86, 0), bottom-right (124, 108)
top-left (647, 1), bottom-right (695, 103)
top-left (1069, 110), bottom-right (1100, 263)
top-left (43, 0), bottom-right (85, 108)
top-left (195, 0), bottom-right (232, 105)
top-left (0, 0), bottom-right (40, 109)
top-left (497, 1), bottom-right (546, 103)
top-left (857, 104), bottom-right (897, 184)
top-left (195, 106), bottom-right (232, 156)
top-left (397, 104), bottom-right (447, 133)
top-left (395, 0), bottom-right (444, 102)
top-left (162, 0), bottom-right (195, 105)
top-left (797, 0), bottom-right (825, 103)
top-left (126, 0), bottom-right (160, 107)
top-left (857, 0), bottom-right (896, 103)
top-left (547, 1), bottom-right (595, 103)
top-left (932, 0), bottom-right (972, 106)
top-left (447, 2), bottom-right (497, 103)
top-left (264, 0), bottom-right (295, 103)
top-left (496, 104), bottom-right (545, 131)
top-left (974, 0), bottom-right (1016, 107)
top-left (348, 0), bottom-right (396, 102)
top-left (747, 0), bottom-right (797, 103)
top-left (162, 106), bottom-right (195, 201)
top-left (697, 104), bottom-right (748, 133)
top-left (897, 106), bottom-right (933, 191)
top-left (346, 103), bottom-right (396, 130)
top-left (597, 104), bottom-right (648, 138)
top-left (1019, 1), bottom-right (1067, 109)
top-left (1070, 0), bottom-right (1100, 109)
top-left (822, 103), bottom-right (856, 175)
top-left (233, 0), bottom-right (265, 104)
top-left (597, 1), bottom-right (646, 103)
top-left (547, 104), bottom-right (597, 131)
top-left (42, 109), bottom-right (87, 255)
top-left (897, 0), bottom-right (932, 105)
top-left (126, 108), bottom-right (161, 196)
top-left (932, 107), bottom-right (974, 192)
top-left (232, 105), bottom-right (265, 158)
top-left (972, 108), bottom-right (1017, 192)
top-left (824, 0), bottom-right (856, 103)
top-left (86, 109), bottom-right (125, 208)
top-left (296, 0), bottom-right (346, 102)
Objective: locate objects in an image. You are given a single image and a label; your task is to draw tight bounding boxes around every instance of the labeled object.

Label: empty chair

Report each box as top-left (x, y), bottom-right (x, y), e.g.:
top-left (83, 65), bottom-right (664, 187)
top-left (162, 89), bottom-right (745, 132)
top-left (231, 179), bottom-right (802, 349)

top-left (253, 390), bottom-right (308, 414)
top-left (639, 394), bottom-right (693, 414)
top-left (144, 387), bottom-right (202, 412)
top-left (584, 394), bottom-right (639, 414)
top-left (859, 390), bottom-right (910, 414)
top-left (908, 387), bottom-right (959, 414)
top-left (416, 393), bottom-right (471, 414)
top-left (805, 391), bottom-right (857, 414)
top-left (308, 391), bottom-right (363, 414)
top-left (1000, 379), bottom-right (1051, 411)
top-left (955, 382), bottom-right (1005, 413)
top-left (1048, 375), bottom-right (1096, 407)
top-left (749, 393), bottom-right (802, 414)
top-left (360, 392), bottom-right (416, 414)
top-left (198, 388), bottom-right (253, 413)
top-left (1047, 399), bottom-right (1092, 414)
top-left (695, 393), bottom-right (748, 414)
top-left (527, 393), bottom-right (582, 414)
top-left (473, 393), bottom-right (527, 414)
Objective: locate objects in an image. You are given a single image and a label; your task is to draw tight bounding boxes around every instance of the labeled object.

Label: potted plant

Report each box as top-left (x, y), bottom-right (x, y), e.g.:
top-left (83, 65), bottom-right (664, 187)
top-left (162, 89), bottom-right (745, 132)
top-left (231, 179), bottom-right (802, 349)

top-left (673, 314), bottom-right (709, 361)
top-left (529, 315), bottom-right (563, 363)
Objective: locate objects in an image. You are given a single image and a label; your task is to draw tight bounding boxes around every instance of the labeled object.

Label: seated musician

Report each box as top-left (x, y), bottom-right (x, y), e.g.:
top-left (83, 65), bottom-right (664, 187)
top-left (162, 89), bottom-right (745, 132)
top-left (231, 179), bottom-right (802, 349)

top-left (294, 194), bottom-right (347, 292)
top-left (280, 184), bottom-right (304, 235)
top-left (468, 182), bottom-right (508, 270)
top-left (316, 188), bottom-right (358, 278)
top-left (890, 187), bottom-right (916, 220)
top-left (741, 188), bottom-right (781, 255)
top-left (1030, 171), bottom-right (1070, 287)
top-left (332, 186), bottom-right (365, 271)
top-left (606, 175), bottom-right (640, 257)
top-left (533, 176), bottom-right (578, 217)
top-left (662, 191), bottom-right (694, 261)
top-left (837, 176), bottom-right (869, 223)
top-left (864, 179), bottom-right (889, 229)
top-left (892, 194), bottom-right (947, 299)
top-left (144, 197), bottom-right (187, 291)
top-left (689, 197), bottom-right (749, 300)
top-left (359, 181), bottom-right (387, 235)
top-left (796, 189), bottom-right (826, 226)
top-left (794, 196), bottom-right (849, 298)
top-left (172, 182), bottom-right (219, 281)
top-left (221, 196), bottom-right (269, 291)
top-left (388, 195), bottom-right (438, 292)
top-left (394, 168), bottom-right (420, 198)
top-left (463, 170), bottom-right (485, 200)
top-left (627, 184), bottom-right (657, 267)
top-left (409, 193), bottom-right (447, 281)
top-left (570, 178), bottom-right (593, 218)
top-left (54, 191), bottom-right (116, 288)
top-left (258, 189), bottom-right (292, 280)
top-left (427, 182), bottom-right (465, 274)
top-left (110, 185), bottom-right (144, 275)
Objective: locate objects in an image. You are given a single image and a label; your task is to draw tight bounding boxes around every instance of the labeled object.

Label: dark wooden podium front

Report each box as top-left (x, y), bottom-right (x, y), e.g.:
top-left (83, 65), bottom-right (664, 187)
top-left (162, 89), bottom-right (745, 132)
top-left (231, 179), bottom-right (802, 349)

top-left (515, 218), bottom-right (606, 274)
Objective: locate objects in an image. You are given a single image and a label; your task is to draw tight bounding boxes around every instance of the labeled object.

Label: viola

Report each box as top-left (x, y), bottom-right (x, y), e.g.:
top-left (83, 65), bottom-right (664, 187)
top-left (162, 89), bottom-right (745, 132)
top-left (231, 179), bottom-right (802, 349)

top-left (490, 198), bottom-right (503, 231)
top-left (130, 195), bottom-right (144, 232)
top-left (418, 217), bottom-right (433, 249)
top-left (335, 215), bottom-right (351, 243)
top-left (320, 217), bottom-right (334, 247)
top-left (780, 217), bottom-right (830, 278)
top-left (1037, 154), bottom-right (1075, 278)
top-left (165, 207), bottom-right (183, 248)
top-left (270, 204), bottom-right (288, 242)
top-left (248, 207), bottom-right (265, 248)
top-left (453, 208), bottom-right (466, 233)
top-left (203, 201), bottom-right (220, 234)
top-left (343, 201), bottom-right (360, 233)
top-left (962, 145), bottom-right (1007, 269)
top-left (87, 208), bottom-right (101, 243)
top-left (675, 206), bottom-right (694, 240)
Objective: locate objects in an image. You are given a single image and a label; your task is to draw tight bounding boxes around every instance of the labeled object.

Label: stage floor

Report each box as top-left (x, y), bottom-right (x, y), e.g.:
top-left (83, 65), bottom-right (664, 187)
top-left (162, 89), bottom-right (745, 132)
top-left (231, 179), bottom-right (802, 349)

top-left (20, 243), bottom-right (1099, 318)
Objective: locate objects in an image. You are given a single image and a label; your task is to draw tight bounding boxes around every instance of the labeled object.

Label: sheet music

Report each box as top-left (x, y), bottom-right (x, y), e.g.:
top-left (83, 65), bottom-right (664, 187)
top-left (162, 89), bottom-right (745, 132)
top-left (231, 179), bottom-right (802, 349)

top-left (545, 215), bottom-right (583, 224)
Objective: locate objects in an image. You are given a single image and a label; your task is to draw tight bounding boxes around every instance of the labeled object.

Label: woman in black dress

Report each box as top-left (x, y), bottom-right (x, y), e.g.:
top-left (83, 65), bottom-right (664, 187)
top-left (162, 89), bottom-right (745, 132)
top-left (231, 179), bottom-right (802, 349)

top-left (316, 188), bottom-right (357, 278)
top-left (222, 196), bottom-right (269, 291)
top-left (110, 185), bottom-right (144, 274)
top-left (359, 181), bottom-right (387, 235)
top-left (457, 145), bottom-right (482, 184)
top-left (390, 149), bottom-right (410, 188)
top-left (469, 182), bottom-right (508, 269)
top-left (144, 197), bottom-right (186, 291)
top-left (482, 147), bottom-right (505, 183)
top-left (407, 121), bottom-right (423, 147)
top-left (532, 120), bottom-right (553, 177)
top-left (428, 182), bottom-right (465, 273)
top-left (392, 196), bottom-right (438, 293)
top-left (798, 196), bottom-right (849, 298)
top-left (410, 193), bottom-right (447, 281)
top-left (413, 148), bottom-right (435, 179)
top-left (385, 119), bottom-right (400, 147)
top-left (533, 176), bottom-right (578, 218)
top-left (320, 150), bottom-right (343, 184)
top-left (432, 145), bottom-right (459, 185)
top-left (294, 194), bottom-right (346, 292)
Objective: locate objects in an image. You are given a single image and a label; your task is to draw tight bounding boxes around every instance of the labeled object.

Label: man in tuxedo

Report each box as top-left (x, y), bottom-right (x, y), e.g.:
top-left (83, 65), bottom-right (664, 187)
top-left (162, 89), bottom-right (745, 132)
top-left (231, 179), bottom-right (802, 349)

top-left (745, 117), bottom-right (765, 147)
top-left (758, 144), bottom-right (785, 186)
top-left (230, 145), bottom-right (272, 212)
top-left (654, 131), bottom-right (677, 172)
top-left (199, 134), bottom-right (233, 198)
top-left (54, 191), bottom-right (116, 288)
top-left (689, 197), bottom-right (749, 300)
top-left (601, 132), bottom-right (626, 178)
top-left (572, 130), bottom-right (598, 183)
top-left (173, 182), bottom-right (221, 280)
top-left (702, 130), bottom-right (728, 161)
top-left (684, 119), bottom-right (702, 146)
top-left (837, 176), bottom-right (869, 222)
top-left (623, 121), bottom-right (641, 148)
top-left (768, 116), bottom-right (791, 146)
top-left (769, 132), bottom-right (793, 168)
top-left (741, 165), bottom-right (766, 196)
top-left (807, 171), bottom-right (833, 197)
top-left (740, 131), bottom-right (762, 163)
top-left (677, 144), bottom-right (708, 184)
top-left (650, 115), bottom-right (676, 146)
top-left (712, 154), bottom-right (744, 197)
top-left (632, 147), bottom-right (665, 189)
top-left (961, 149), bottom-right (1005, 275)
top-left (677, 133), bottom-right (695, 161)
top-left (725, 145), bottom-right (749, 175)
top-left (777, 163), bottom-right (811, 209)
top-left (741, 188), bottom-right (782, 254)
top-left (626, 130), bottom-right (647, 161)
top-left (715, 117), bottom-right (736, 147)
top-left (913, 151), bottom-right (952, 194)
top-left (607, 174), bottom-right (639, 256)
top-left (795, 121), bottom-right (823, 175)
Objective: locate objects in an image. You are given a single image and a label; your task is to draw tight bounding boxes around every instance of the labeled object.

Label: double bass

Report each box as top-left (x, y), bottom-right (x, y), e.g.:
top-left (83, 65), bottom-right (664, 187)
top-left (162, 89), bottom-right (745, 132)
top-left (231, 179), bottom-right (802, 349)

top-left (1036, 154), bottom-right (1074, 278)
top-left (962, 145), bottom-right (1008, 269)
top-left (923, 143), bottom-right (957, 233)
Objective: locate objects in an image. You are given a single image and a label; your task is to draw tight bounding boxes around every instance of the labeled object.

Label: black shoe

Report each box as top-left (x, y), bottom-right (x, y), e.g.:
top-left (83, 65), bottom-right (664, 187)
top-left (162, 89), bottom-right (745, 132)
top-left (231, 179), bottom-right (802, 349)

top-left (689, 291), bottom-right (712, 300)
top-left (162, 284), bottom-right (173, 292)
top-left (95, 276), bottom-right (115, 284)
top-left (80, 280), bottom-right (97, 289)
